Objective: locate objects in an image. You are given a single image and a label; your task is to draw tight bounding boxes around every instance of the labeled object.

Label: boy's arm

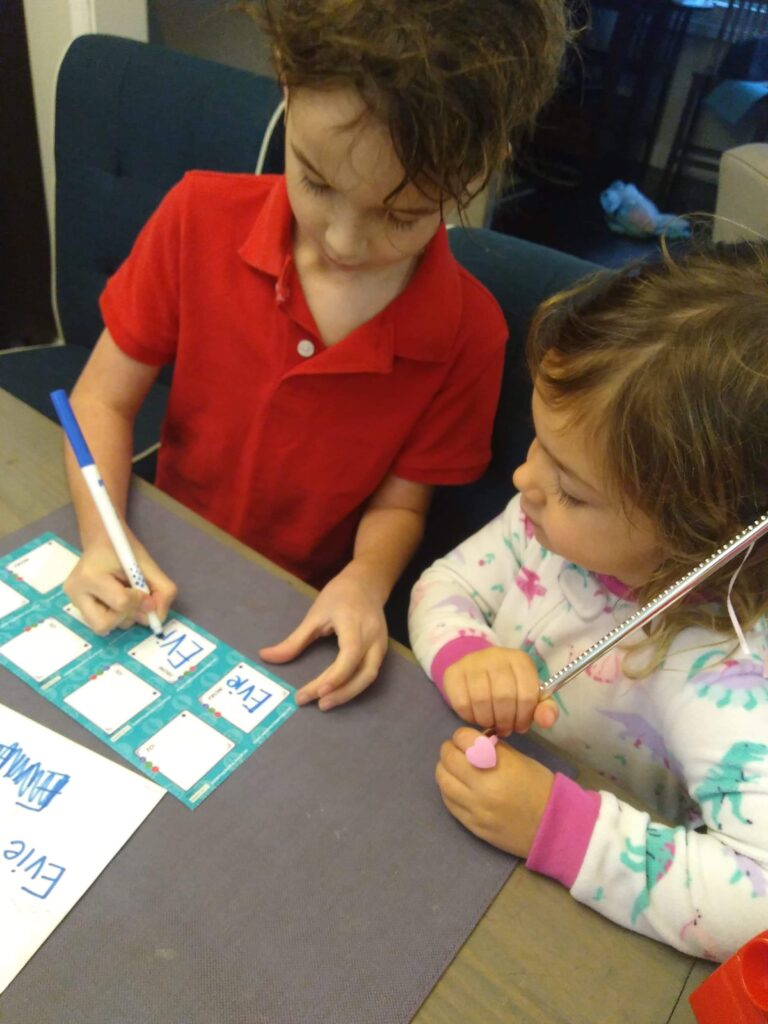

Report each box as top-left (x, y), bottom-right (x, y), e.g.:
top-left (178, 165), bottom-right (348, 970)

top-left (63, 329), bottom-right (176, 633)
top-left (260, 472), bottom-right (432, 706)
top-left (67, 330), bottom-right (156, 540)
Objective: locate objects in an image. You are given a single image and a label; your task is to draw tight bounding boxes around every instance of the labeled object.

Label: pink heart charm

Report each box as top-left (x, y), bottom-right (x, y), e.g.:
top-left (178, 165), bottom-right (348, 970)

top-left (465, 734), bottom-right (498, 769)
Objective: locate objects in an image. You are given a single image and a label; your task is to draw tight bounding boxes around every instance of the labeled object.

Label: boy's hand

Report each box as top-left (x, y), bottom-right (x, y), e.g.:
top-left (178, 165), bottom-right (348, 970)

top-left (443, 647), bottom-right (559, 737)
top-left (259, 573), bottom-right (388, 709)
top-left (64, 538), bottom-right (177, 636)
top-left (436, 727), bottom-right (554, 859)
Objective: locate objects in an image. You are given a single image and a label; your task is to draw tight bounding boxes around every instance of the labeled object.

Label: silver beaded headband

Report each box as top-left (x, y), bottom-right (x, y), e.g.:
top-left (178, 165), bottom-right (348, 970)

top-left (539, 512), bottom-right (768, 700)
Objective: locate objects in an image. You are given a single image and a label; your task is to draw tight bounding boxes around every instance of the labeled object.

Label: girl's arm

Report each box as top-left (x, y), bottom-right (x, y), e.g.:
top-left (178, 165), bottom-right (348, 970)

top-left (408, 493), bottom-right (529, 687)
top-left (527, 674), bottom-right (768, 961)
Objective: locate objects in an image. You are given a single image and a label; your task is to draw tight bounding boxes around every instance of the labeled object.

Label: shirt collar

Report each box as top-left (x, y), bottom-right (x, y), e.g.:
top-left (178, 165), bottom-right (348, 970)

top-left (238, 176), bottom-right (463, 365)
top-left (384, 224), bottom-right (462, 363)
top-left (238, 174), bottom-right (293, 277)
top-left (595, 573), bottom-right (636, 601)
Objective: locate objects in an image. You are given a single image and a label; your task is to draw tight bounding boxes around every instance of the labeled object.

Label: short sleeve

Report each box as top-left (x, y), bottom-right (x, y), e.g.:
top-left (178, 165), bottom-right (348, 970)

top-left (99, 177), bottom-right (189, 367)
top-left (393, 276), bottom-right (507, 484)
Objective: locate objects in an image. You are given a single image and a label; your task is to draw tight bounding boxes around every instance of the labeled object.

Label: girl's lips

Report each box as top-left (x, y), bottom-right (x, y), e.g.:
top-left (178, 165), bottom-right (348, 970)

top-left (520, 501), bottom-right (538, 528)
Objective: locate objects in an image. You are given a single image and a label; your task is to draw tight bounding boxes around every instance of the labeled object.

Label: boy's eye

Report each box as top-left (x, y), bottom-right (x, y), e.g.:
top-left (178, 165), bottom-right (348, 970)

top-left (386, 212), bottom-right (419, 231)
top-left (301, 175), bottom-right (328, 195)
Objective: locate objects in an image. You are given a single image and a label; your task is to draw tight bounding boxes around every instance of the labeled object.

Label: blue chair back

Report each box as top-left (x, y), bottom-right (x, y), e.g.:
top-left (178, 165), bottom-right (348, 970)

top-left (55, 33), bottom-right (284, 352)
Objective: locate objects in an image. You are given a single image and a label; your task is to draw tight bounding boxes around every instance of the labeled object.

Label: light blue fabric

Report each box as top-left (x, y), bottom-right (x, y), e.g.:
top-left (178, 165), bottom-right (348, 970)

top-left (600, 181), bottom-right (691, 239)
top-left (705, 79), bottom-right (768, 126)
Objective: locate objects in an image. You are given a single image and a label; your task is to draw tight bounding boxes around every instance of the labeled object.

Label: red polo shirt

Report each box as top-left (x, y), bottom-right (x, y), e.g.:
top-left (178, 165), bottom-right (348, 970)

top-left (100, 172), bottom-right (507, 585)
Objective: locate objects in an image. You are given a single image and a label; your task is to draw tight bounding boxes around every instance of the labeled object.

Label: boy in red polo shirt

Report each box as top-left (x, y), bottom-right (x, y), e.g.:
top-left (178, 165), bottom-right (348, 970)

top-left (61, 0), bottom-right (568, 709)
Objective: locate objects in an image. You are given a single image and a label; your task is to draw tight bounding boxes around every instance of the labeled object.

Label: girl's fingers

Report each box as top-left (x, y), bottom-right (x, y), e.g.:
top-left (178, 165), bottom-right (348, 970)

top-left (533, 697), bottom-right (559, 729)
top-left (468, 672), bottom-right (496, 729)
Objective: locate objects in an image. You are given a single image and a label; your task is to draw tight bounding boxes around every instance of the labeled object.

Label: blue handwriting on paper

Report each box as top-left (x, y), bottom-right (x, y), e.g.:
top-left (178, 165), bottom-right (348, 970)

top-left (0, 740), bottom-right (70, 811)
top-left (159, 629), bottom-right (205, 671)
top-left (3, 839), bottom-right (66, 898)
top-left (226, 673), bottom-right (274, 714)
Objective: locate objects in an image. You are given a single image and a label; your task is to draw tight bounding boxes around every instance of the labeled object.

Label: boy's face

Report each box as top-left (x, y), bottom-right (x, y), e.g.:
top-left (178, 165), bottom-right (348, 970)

top-left (283, 86), bottom-right (447, 276)
top-left (512, 384), bottom-right (664, 588)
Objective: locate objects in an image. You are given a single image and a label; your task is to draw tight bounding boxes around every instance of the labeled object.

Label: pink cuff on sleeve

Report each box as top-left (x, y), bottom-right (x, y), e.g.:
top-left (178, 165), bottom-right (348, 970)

top-left (526, 772), bottom-right (601, 889)
top-left (429, 636), bottom-right (494, 698)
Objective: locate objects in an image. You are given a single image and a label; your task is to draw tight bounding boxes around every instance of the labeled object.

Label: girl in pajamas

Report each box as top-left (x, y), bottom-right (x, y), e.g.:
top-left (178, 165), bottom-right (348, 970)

top-left (408, 242), bottom-right (768, 960)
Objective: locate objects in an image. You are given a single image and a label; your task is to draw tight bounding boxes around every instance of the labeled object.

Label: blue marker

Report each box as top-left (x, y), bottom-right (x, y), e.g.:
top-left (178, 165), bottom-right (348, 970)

top-left (49, 389), bottom-right (165, 639)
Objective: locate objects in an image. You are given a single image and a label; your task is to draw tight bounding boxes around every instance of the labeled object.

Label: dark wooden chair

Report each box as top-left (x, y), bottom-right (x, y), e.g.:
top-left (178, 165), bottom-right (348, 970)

top-left (660, 0), bottom-right (768, 205)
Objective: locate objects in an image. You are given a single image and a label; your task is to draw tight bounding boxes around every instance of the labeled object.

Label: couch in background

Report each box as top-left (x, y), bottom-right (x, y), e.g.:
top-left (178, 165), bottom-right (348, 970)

top-left (714, 143), bottom-right (768, 243)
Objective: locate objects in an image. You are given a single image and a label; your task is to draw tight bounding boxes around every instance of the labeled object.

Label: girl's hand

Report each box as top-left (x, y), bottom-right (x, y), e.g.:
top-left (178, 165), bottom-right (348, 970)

top-left (64, 537), bottom-right (177, 636)
top-left (442, 647), bottom-right (559, 736)
top-left (436, 727), bottom-right (554, 858)
top-left (259, 572), bottom-right (388, 709)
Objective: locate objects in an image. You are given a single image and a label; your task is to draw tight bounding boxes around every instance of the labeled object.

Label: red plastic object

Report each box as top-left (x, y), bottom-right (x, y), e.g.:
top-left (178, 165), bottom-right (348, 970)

top-left (689, 931), bottom-right (768, 1023)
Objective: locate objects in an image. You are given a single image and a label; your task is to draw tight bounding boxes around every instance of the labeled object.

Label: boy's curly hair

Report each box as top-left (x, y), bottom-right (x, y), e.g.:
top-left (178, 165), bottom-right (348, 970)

top-left (527, 241), bottom-right (768, 671)
top-left (244, 0), bottom-right (569, 209)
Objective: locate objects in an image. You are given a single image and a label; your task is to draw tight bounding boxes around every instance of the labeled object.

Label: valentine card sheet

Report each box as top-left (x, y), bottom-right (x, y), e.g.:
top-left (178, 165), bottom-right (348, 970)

top-left (0, 534), bottom-right (297, 808)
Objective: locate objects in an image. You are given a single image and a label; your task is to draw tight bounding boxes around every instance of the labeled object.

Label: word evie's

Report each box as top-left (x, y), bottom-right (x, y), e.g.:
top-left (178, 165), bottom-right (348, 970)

top-left (0, 739), bottom-right (70, 811)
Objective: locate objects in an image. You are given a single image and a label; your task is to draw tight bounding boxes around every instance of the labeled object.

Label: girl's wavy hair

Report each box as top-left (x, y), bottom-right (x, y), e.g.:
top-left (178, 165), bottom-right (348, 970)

top-left (527, 240), bottom-right (768, 671)
top-left (243, 0), bottom-right (570, 211)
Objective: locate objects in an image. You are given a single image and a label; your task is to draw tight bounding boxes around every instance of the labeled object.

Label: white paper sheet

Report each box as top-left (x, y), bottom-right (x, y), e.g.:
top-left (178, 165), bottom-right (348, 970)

top-left (0, 702), bottom-right (164, 993)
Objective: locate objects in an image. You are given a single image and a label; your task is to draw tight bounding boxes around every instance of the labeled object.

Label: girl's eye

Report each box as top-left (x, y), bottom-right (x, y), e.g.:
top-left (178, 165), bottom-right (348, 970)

top-left (301, 175), bottom-right (328, 195)
top-left (557, 487), bottom-right (583, 508)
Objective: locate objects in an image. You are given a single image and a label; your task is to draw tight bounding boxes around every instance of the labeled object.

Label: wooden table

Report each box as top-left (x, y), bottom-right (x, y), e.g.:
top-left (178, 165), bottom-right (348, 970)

top-left (0, 388), bottom-right (714, 1023)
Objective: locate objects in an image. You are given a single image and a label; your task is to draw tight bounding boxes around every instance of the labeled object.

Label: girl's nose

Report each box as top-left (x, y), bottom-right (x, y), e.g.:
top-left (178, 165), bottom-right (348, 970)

top-left (512, 442), bottom-right (545, 504)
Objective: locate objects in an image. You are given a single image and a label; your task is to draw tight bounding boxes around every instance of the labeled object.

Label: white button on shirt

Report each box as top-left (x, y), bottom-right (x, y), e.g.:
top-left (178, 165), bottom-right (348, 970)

top-left (297, 339), bottom-right (315, 358)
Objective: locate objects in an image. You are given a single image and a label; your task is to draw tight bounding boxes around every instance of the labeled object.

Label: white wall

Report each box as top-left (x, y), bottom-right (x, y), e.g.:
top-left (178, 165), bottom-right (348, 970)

top-left (23, 1), bottom-right (148, 246)
top-left (22, 0), bottom-right (148, 336)
top-left (148, 0), bottom-right (273, 75)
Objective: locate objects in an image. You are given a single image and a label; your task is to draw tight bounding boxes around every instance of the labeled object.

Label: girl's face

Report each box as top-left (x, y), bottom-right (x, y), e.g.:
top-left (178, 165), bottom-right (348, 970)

top-left (284, 86), bottom-right (447, 277)
top-left (512, 385), bottom-right (665, 588)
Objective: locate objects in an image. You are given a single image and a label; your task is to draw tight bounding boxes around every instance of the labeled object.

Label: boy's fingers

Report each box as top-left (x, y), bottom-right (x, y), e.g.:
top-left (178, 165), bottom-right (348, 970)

top-left (85, 575), bottom-right (142, 617)
top-left (303, 650), bottom-right (361, 705)
top-left (260, 616), bottom-right (322, 664)
top-left (317, 645), bottom-right (383, 710)
top-left (77, 596), bottom-right (118, 636)
top-left (315, 618), bottom-right (367, 694)
top-left (142, 580), bottom-right (178, 621)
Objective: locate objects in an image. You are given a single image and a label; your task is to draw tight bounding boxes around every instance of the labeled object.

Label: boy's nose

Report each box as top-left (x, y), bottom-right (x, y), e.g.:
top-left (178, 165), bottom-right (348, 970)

top-left (325, 214), bottom-right (366, 264)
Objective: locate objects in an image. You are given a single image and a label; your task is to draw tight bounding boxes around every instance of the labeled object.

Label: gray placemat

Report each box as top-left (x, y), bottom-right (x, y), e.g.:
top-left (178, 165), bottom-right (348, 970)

top-left (0, 494), bottom-right (571, 1024)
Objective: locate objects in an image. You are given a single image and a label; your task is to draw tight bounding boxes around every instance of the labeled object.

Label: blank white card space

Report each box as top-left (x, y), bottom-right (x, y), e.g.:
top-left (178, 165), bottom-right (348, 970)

top-left (6, 540), bottom-right (79, 593)
top-left (0, 618), bottom-right (91, 682)
top-left (135, 712), bottom-right (234, 790)
top-left (0, 580), bottom-right (28, 620)
top-left (65, 665), bottom-right (161, 734)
